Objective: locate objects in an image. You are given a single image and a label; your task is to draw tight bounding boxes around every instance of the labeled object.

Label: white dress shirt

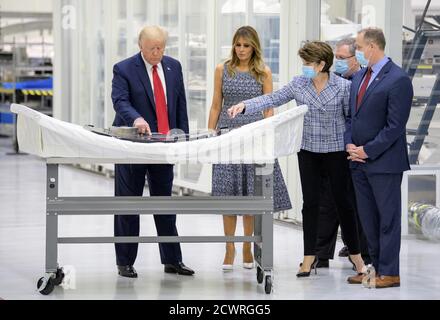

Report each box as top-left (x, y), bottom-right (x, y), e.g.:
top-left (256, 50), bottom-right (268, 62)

top-left (141, 54), bottom-right (168, 104)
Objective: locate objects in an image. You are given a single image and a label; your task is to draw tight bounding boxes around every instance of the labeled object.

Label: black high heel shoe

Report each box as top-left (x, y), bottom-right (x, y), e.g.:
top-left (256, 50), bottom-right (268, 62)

top-left (348, 256), bottom-right (366, 274)
top-left (348, 256), bottom-right (357, 272)
top-left (296, 256), bottom-right (318, 278)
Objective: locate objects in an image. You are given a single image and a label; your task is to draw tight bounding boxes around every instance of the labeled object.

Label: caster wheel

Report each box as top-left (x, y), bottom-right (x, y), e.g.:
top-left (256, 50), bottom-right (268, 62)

top-left (264, 275), bottom-right (272, 294)
top-left (37, 277), bottom-right (55, 295)
top-left (52, 268), bottom-right (65, 286)
top-left (256, 267), bottom-right (264, 284)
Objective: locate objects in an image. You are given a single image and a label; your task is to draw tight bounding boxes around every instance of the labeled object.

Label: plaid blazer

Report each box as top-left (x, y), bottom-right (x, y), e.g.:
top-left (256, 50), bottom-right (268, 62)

top-left (243, 72), bottom-right (351, 153)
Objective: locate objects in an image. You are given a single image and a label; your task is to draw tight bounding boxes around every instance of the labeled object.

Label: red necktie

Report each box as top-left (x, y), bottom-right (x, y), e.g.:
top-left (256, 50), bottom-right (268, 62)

top-left (356, 67), bottom-right (372, 111)
top-left (152, 65), bottom-right (170, 134)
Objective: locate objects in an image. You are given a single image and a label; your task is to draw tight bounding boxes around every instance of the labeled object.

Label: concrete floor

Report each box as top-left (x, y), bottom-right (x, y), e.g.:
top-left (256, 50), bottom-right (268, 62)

top-left (1, 138), bottom-right (440, 300)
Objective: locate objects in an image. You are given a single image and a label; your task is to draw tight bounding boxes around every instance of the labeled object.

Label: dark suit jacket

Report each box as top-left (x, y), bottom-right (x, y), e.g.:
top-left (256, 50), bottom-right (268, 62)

top-left (111, 53), bottom-right (189, 134)
top-left (344, 59), bottom-right (414, 174)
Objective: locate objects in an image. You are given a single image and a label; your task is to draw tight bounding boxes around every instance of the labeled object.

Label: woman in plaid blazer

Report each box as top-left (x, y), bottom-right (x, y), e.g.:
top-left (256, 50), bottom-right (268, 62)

top-left (227, 41), bottom-right (366, 279)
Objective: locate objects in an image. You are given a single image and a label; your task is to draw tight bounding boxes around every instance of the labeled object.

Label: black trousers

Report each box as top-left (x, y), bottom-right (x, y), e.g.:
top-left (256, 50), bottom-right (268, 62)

top-left (315, 172), bottom-right (370, 261)
top-left (114, 163), bottom-right (182, 266)
top-left (297, 150), bottom-right (360, 256)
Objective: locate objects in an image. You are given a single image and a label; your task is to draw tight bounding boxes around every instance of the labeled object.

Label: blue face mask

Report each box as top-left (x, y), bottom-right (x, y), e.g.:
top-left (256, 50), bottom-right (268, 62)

top-left (334, 59), bottom-right (349, 75)
top-left (355, 50), bottom-right (369, 66)
top-left (302, 65), bottom-right (318, 79)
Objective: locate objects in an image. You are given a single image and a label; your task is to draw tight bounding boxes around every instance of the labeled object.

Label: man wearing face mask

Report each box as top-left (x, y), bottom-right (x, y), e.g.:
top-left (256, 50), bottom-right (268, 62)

top-left (345, 28), bottom-right (413, 288)
top-left (334, 38), bottom-right (361, 80)
top-left (315, 38), bottom-right (371, 270)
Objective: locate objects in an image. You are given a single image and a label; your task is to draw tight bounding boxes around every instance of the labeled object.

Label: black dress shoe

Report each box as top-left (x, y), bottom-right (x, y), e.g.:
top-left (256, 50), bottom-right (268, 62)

top-left (348, 256), bottom-right (357, 272)
top-left (117, 265), bottom-right (138, 278)
top-left (316, 258), bottom-right (329, 268)
top-left (164, 262), bottom-right (195, 276)
top-left (338, 246), bottom-right (349, 257)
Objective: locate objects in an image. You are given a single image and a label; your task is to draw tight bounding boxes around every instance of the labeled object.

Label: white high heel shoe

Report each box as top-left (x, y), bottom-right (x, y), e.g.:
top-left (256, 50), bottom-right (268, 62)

top-left (222, 250), bottom-right (236, 272)
top-left (243, 244), bottom-right (254, 269)
top-left (243, 256), bottom-right (254, 269)
top-left (243, 250), bottom-right (254, 269)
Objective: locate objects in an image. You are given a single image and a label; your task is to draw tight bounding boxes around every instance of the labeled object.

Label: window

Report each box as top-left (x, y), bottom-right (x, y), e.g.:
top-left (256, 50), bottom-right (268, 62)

top-left (320, 0), bottom-right (363, 43)
top-left (218, 0), bottom-right (280, 85)
top-left (403, 1), bottom-right (440, 166)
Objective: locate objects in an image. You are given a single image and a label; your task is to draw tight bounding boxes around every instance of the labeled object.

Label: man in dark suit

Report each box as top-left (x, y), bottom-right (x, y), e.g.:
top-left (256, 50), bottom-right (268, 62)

top-left (111, 25), bottom-right (194, 278)
top-left (345, 28), bottom-right (413, 288)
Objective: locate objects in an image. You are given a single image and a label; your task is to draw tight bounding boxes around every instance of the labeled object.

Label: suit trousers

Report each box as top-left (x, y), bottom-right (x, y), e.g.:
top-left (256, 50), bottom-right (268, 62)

top-left (351, 168), bottom-right (402, 276)
top-left (114, 163), bottom-right (182, 266)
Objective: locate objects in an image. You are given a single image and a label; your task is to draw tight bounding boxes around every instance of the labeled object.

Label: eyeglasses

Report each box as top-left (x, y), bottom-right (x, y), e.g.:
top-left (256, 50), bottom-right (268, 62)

top-left (335, 55), bottom-right (355, 60)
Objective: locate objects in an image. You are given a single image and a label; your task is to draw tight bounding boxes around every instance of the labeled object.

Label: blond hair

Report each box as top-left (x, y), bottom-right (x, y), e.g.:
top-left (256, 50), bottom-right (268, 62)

top-left (225, 26), bottom-right (266, 84)
top-left (138, 25), bottom-right (168, 45)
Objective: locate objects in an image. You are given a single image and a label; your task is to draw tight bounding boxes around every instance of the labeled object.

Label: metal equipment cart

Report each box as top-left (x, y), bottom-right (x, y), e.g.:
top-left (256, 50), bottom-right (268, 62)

top-left (37, 158), bottom-right (276, 295)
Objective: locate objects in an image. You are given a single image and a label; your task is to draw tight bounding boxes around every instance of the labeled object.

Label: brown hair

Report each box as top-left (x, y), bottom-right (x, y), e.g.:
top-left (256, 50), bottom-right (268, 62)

top-left (225, 26), bottom-right (266, 84)
top-left (298, 41), bottom-right (334, 73)
top-left (359, 27), bottom-right (386, 50)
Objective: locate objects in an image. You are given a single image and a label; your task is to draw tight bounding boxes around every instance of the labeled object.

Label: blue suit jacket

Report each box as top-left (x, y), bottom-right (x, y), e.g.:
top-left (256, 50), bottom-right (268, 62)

top-left (344, 59), bottom-right (413, 173)
top-left (111, 53), bottom-right (189, 134)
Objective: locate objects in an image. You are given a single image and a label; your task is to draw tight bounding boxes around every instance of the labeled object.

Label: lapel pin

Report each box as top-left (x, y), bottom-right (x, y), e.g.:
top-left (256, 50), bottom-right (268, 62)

top-left (167, 67), bottom-right (171, 71)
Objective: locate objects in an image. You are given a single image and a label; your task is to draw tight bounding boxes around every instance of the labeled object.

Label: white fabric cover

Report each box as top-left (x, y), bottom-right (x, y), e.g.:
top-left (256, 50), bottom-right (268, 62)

top-left (11, 103), bottom-right (307, 164)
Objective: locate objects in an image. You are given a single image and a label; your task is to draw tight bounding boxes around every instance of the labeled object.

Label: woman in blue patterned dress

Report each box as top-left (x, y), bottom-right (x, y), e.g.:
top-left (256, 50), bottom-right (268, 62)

top-left (208, 26), bottom-right (292, 271)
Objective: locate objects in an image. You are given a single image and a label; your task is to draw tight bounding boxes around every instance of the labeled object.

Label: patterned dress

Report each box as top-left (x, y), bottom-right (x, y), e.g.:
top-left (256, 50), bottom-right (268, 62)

top-left (212, 65), bottom-right (292, 212)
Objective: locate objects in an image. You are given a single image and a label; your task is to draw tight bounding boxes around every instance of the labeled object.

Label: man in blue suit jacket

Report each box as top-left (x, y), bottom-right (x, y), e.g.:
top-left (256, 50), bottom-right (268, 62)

top-left (345, 28), bottom-right (413, 288)
top-left (111, 26), bottom-right (194, 278)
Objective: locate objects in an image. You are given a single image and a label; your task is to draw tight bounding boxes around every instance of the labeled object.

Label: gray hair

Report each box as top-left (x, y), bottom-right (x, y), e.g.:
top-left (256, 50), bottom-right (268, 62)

top-left (335, 38), bottom-right (356, 56)
top-left (138, 25), bottom-right (168, 44)
top-left (358, 27), bottom-right (386, 50)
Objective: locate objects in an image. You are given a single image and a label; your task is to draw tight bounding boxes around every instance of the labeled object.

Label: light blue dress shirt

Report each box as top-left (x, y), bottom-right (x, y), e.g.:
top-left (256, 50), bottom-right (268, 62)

top-left (359, 55), bottom-right (390, 91)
